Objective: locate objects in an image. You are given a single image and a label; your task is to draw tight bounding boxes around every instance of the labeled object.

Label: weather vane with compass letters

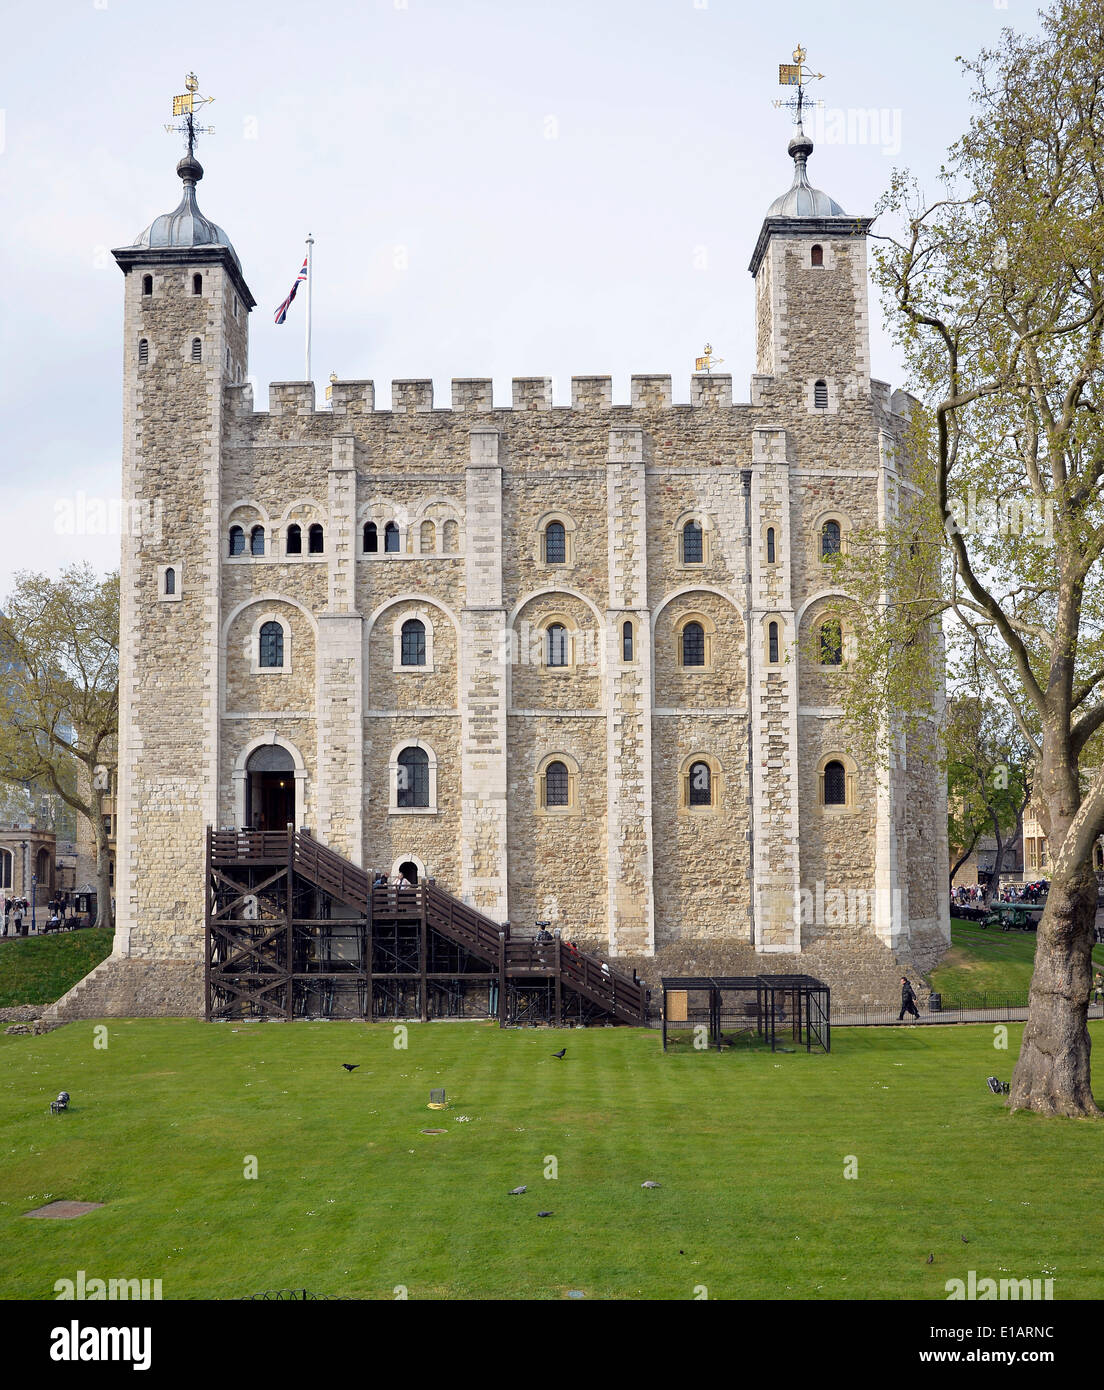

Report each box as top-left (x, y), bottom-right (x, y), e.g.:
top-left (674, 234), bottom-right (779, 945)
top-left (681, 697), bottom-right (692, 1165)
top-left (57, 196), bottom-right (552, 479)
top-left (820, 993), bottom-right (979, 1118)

top-left (163, 72), bottom-right (215, 158)
top-left (772, 44), bottom-right (825, 128)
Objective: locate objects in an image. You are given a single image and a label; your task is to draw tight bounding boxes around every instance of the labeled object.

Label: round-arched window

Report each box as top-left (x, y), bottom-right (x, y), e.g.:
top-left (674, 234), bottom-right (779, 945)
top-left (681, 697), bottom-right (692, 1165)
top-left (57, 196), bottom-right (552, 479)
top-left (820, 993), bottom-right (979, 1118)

top-left (397, 747), bottom-right (430, 808)
top-left (823, 760), bottom-right (847, 806)
top-left (259, 621), bottom-right (284, 669)
top-left (401, 618), bottom-right (427, 666)
top-left (681, 621), bottom-right (705, 667)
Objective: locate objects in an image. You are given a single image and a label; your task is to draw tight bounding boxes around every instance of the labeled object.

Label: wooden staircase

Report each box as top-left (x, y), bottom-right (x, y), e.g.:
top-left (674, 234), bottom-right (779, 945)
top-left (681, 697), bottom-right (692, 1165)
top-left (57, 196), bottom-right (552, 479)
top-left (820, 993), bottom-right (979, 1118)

top-left (206, 828), bottom-right (647, 1026)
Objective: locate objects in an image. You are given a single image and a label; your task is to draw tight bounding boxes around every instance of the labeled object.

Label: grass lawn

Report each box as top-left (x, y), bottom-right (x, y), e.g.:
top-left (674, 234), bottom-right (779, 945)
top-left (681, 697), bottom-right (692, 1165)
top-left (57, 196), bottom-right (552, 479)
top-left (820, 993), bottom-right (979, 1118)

top-left (931, 918), bottom-right (1104, 1004)
top-left (1, 1018), bottom-right (1101, 1300)
top-left (0, 930), bottom-right (113, 1008)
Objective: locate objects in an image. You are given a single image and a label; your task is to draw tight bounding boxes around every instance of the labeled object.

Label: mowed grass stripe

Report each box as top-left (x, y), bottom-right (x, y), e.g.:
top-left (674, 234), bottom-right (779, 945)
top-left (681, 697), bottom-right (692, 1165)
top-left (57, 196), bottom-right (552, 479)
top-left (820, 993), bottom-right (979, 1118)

top-left (1, 1020), bottom-right (1101, 1300)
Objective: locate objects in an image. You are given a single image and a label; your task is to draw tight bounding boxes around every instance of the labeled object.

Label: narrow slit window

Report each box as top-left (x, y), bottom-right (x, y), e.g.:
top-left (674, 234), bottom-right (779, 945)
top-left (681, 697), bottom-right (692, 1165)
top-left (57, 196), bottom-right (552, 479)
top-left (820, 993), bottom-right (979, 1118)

top-left (768, 621), bottom-right (779, 664)
top-left (191, 337), bottom-right (203, 362)
top-left (766, 527), bottom-right (776, 564)
top-left (164, 567), bottom-right (176, 596)
top-left (811, 244), bottom-right (824, 267)
top-left (814, 379), bottom-right (828, 409)
top-left (192, 273), bottom-right (203, 294)
top-left (138, 338), bottom-right (149, 364)
top-left (142, 274), bottom-right (153, 296)
top-left (821, 520), bottom-right (841, 560)
top-left (622, 620), bottom-right (634, 662)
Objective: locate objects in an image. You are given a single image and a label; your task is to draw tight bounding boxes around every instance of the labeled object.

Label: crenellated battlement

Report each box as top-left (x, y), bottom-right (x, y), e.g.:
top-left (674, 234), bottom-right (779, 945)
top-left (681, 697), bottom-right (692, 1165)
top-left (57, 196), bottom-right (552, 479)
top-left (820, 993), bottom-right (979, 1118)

top-left (252, 373), bottom-right (759, 418)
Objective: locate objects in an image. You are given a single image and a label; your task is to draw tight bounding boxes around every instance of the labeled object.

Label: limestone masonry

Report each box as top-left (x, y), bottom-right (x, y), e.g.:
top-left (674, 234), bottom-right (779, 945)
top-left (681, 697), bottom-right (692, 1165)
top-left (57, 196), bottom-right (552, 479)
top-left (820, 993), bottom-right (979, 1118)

top-left (49, 121), bottom-right (950, 1020)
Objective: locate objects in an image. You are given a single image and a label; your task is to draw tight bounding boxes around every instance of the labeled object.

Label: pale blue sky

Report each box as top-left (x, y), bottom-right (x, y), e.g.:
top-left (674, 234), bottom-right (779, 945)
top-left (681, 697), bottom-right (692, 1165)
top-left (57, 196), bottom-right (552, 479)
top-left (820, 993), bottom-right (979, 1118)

top-left (0, 0), bottom-right (1044, 592)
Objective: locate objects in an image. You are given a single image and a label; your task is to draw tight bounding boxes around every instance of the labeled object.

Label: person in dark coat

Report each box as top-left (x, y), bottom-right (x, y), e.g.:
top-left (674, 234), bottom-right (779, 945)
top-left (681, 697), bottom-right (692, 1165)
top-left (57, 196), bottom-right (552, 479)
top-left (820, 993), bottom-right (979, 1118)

top-left (898, 976), bottom-right (920, 1022)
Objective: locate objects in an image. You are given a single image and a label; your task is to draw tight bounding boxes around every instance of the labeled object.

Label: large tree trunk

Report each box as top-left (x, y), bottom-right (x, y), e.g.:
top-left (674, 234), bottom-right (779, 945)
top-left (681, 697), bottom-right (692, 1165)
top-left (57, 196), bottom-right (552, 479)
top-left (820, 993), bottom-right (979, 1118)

top-left (1010, 860), bottom-right (1100, 1117)
top-left (94, 823), bottom-right (113, 932)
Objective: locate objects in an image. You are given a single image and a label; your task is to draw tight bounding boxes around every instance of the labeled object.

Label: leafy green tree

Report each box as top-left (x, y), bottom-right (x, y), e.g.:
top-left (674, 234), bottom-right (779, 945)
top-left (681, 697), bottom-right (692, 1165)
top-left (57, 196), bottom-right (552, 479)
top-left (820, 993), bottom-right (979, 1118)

top-left (946, 695), bottom-right (1032, 899)
top-left (839, 0), bottom-right (1104, 1115)
top-left (0, 566), bottom-right (118, 930)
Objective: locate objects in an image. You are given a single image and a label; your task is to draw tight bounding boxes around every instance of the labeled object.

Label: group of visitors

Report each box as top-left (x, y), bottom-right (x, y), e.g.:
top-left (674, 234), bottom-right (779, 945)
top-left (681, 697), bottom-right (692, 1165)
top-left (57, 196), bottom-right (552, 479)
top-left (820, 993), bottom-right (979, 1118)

top-left (372, 870), bottom-right (416, 890)
top-left (951, 880), bottom-right (1050, 909)
top-left (1, 896), bottom-right (31, 937)
top-left (1, 892), bottom-right (82, 937)
top-left (998, 881), bottom-right (1049, 904)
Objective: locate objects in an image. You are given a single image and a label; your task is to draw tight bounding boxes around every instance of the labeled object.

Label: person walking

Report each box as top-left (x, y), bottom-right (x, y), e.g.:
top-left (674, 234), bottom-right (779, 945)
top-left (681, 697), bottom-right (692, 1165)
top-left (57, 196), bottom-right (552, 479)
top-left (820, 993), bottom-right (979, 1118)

top-left (1093, 971), bottom-right (1103, 1007)
top-left (898, 975), bottom-right (920, 1023)
top-left (12, 901), bottom-right (25, 938)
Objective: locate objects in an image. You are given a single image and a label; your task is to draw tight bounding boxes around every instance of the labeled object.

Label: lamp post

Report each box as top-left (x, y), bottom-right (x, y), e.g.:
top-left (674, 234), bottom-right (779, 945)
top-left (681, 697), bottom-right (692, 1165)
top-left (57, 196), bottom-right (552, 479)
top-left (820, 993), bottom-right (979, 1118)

top-left (31, 873), bottom-right (36, 933)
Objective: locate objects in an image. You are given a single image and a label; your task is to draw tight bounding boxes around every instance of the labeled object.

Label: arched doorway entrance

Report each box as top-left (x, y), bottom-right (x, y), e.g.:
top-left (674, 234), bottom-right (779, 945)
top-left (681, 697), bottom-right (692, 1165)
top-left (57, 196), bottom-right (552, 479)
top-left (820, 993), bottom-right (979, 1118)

top-left (35, 847), bottom-right (51, 894)
top-left (246, 745), bottom-right (295, 832)
top-left (398, 860), bottom-right (419, 886)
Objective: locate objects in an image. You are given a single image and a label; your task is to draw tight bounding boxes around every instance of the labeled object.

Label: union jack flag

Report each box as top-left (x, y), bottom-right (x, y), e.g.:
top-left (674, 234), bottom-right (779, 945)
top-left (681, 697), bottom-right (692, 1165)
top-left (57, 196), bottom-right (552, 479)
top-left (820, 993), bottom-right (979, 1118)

top-left (274, 256), bottom-right (308, 324)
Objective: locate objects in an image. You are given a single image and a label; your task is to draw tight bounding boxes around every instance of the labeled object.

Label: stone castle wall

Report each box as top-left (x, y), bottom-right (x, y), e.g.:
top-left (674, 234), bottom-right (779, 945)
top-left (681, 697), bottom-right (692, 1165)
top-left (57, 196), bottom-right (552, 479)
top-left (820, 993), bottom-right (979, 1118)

top-left (93, 212), bottom-right (950, 1020)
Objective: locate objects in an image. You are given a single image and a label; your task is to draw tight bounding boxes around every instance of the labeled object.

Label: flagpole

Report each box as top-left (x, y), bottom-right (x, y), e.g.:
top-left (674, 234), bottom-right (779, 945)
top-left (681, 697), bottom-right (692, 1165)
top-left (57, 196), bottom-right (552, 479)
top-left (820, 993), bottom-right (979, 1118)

top-left (304, 233), bottom-right (314, 384)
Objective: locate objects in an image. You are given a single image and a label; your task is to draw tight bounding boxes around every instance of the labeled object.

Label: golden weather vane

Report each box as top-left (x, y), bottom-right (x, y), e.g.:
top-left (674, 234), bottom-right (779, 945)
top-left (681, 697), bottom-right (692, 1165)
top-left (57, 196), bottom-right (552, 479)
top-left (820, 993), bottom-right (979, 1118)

top-left (164, 72), bottom-right (216, 158)
top-left (772, 43), bottom-right (825, 125)
top-left (694, 342), bottom-right (724, 375)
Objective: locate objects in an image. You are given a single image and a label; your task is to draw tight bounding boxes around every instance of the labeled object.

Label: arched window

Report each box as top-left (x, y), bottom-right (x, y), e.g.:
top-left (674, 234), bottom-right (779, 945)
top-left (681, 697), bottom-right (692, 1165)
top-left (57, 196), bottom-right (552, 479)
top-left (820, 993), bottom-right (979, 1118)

top-left (811, 244), bottom-right (824, 267)
top-left (138, 338), bottom-right (149, 364)
top-left (443, 519), bottom-right (459, 553)
top-left (250, 525), bottom-right (265, 557)
top-left (384, 521), bottom-right (400, 553)
top-left (766, 527), bottom-right (776, 564)
top-left (682, 520), bottom-right (704, 564)
top-left (141, 274), bottom-right (153, 296)
top-left (819, 618), bottom-right (843, 666)
top-left (259, 621), bottom-right (284, 669)
top-left (164, 567), bottom-right (176, 596)
top-left (285, 524), bottom-right (302, 555)
top-left (681, 621), bottom-right (705, 667)
top-left (401, 618), bottom-right (427, 667)
top-left (397, 747), bottom-right (430, 808)
top-left (544, 521), bottom-right (566, 564)
top-left (192, 273), bottom-right (203, 294)
top-left (36, 847), bottom-right (51, 890)
top-left (823, 759), bottom-right (847, 806)
top-left (688, 760), bottom-right (712, 807)
top-left (622, 620), bottom-right (634, 662)
top-left (814, 379), bottom-right (828, 409)
top-left (308, 523), bottom-right (324, 554)
top-left (546, 623), bottom-right (569, 667)
top-left (821, 520), bottom-right (841, 560)
top-left (364, 521), bottom-right (378, 553)
top-left (420, 520), bottom-right (436, 553)
top-left (0, 849), bottom-right (11, 889)
top-left (228, 526), bottom-right (245, 556)
top-left (544, 760), bottom-right (570, 807)
top-left (191, 338), bottom-right (203, 362)
top-left (768, 621), bottom-right (779, 664)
